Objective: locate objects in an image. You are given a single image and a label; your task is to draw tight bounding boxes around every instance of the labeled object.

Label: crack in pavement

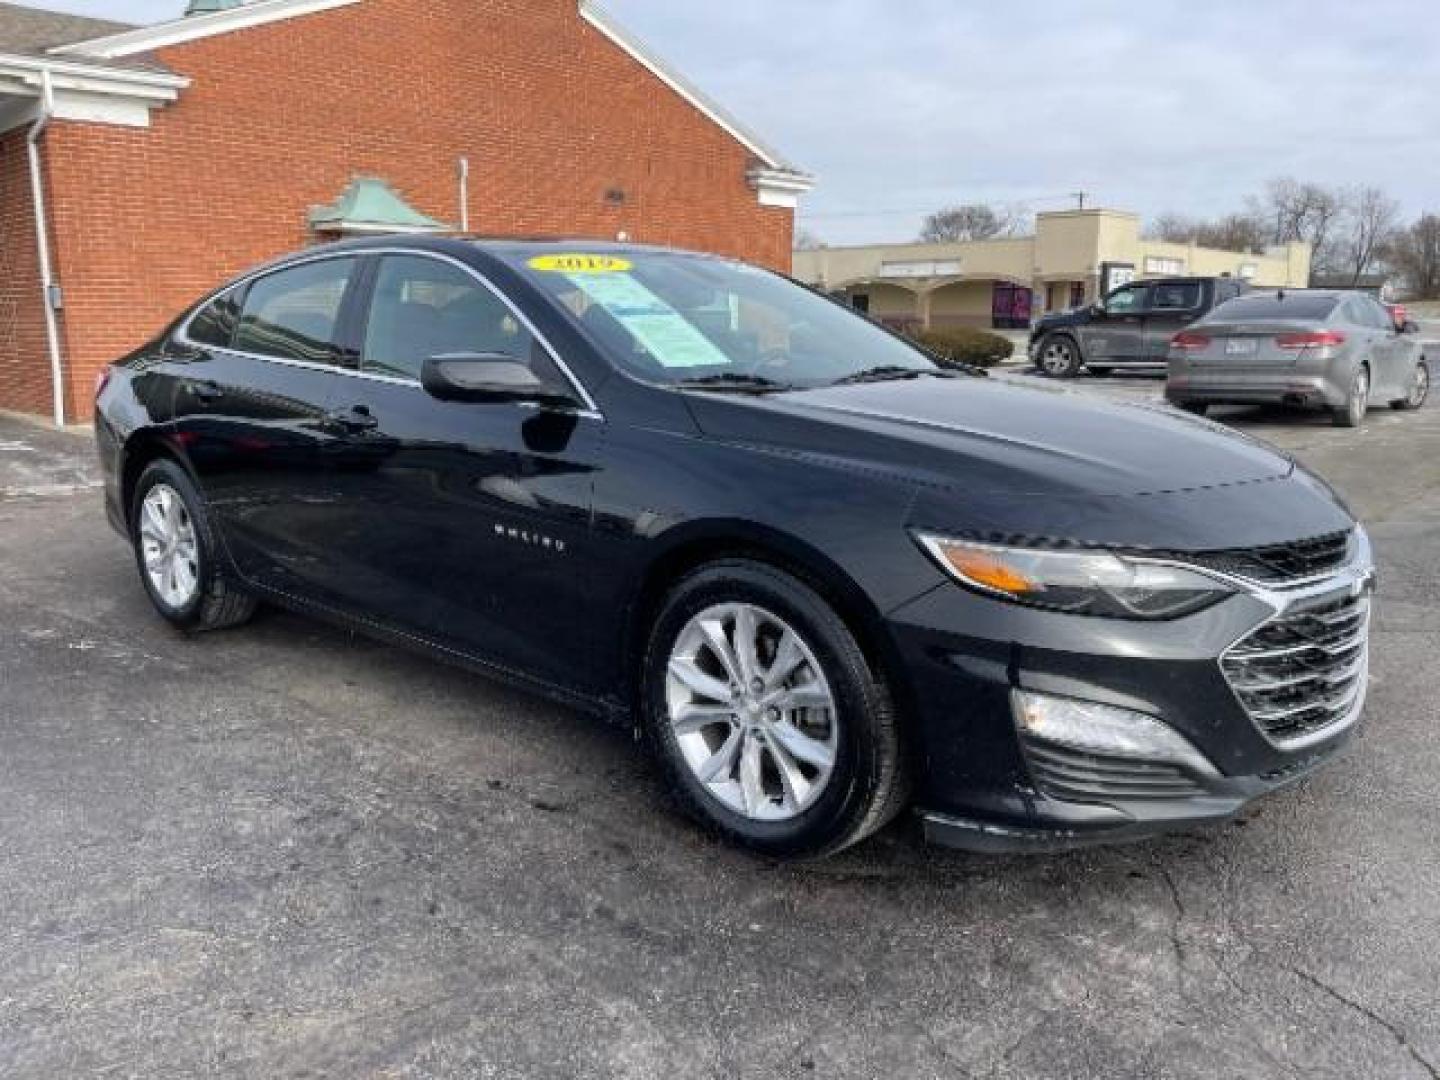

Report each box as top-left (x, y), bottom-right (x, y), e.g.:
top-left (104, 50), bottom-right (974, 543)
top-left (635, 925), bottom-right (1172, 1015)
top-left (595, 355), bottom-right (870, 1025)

top-left (1290, 967), bottom-right (1440, 1080)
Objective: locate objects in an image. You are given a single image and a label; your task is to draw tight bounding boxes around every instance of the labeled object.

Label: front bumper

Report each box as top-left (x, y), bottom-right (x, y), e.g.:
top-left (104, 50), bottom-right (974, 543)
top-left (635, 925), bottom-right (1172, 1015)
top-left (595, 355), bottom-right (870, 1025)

top-left (885, 543), bottom-right (1375, 852)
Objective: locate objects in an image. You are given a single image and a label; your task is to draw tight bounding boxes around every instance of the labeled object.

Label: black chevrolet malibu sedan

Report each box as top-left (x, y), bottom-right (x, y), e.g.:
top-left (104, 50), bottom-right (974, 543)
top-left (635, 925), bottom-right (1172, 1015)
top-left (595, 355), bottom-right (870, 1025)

top-left (94, 237), bottom-right (1376, 857)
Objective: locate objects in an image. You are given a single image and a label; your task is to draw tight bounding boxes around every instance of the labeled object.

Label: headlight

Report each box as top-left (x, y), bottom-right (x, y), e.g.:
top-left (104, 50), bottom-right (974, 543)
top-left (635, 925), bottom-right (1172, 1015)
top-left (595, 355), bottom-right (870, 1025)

top-left (914, 534), bottom-right (1234, 619)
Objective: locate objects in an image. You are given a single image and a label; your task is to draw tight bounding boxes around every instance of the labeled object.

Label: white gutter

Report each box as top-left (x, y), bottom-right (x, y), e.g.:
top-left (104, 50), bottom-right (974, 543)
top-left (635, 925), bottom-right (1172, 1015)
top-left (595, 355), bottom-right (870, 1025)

top-left (26, 68), bottom-right (65, 429)
top-left (458, 156), bottom-right (470, 233)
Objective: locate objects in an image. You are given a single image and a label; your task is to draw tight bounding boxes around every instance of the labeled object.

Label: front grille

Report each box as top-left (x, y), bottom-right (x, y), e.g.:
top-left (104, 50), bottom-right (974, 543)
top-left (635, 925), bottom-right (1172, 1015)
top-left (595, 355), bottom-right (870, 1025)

top-left (1182, 530), bottom-right (1354, 584)
top-left (1022, 739), bottom-right (1208, 803)
top-left (1222, 591), bottom-right (1370, 745)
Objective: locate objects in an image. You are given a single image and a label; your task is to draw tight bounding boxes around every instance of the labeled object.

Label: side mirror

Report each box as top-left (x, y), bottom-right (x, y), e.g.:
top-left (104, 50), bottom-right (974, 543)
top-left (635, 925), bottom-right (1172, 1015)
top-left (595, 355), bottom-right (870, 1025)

top-left (421, 353), bottom-right (577, 407)
top-left (1402, 319), bottom-right (1422, 335)
top-left (1089, 302), bottom-right (1107, 317)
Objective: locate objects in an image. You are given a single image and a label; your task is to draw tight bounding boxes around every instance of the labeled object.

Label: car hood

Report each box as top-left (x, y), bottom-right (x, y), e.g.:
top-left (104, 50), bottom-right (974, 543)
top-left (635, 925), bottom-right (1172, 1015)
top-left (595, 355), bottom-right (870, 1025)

top-left (686, 376), bottom-right (1292, 499)
top-left (682, 377), bottom-right (1356, 550)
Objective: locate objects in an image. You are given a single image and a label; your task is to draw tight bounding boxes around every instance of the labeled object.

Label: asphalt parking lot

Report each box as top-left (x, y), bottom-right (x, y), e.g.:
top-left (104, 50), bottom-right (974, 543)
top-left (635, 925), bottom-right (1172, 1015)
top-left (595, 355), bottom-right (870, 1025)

top-left (1, 380), bottom-right (1437, 1079)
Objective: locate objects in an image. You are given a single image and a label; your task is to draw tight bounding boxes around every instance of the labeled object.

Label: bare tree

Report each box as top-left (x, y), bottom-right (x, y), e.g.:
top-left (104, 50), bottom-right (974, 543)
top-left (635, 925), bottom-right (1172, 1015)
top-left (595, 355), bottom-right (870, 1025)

top-left (919, 204), bottom-right (1017, 243)
top-left (1390, 214), bottom-right (1440, 299)
top-left (1144, 213), bottom-right (1203, 243)
top-left (1338, 185), bottom-right (1401, 284)
top-left (794, 228), bottom-right (826, 251)
top-left (1248, 177), bottom-right (1347, 272)
top-left (1196, 212), bottom-right (1269, 255)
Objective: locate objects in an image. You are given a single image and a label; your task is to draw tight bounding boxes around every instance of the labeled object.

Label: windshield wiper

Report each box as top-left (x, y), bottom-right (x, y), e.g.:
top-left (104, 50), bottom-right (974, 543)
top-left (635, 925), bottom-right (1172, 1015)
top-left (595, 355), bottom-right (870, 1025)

top-left (672, 373), bottom-right (795, 394)
top-left (830, 365), bottom-right (959, 386)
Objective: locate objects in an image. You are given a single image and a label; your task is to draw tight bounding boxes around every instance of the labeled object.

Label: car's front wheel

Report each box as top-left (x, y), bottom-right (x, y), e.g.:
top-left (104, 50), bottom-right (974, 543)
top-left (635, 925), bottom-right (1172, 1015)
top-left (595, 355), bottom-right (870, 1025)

top-left (131, 459), bottom-right (257, 632)
top-left (1036, 335), bottom-right (1084, 378)
top-left (642, 560), bottom-right (907, 858)
top-left (1391, 361), bottom-right (1430, 410)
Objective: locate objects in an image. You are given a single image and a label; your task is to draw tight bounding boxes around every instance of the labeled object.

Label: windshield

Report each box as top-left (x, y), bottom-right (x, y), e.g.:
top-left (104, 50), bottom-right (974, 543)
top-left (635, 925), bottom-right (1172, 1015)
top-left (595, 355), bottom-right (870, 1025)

top-left (1208, 293), bottom-right (1338, 323)
top-left (508, 250), bottom-right (937, 389)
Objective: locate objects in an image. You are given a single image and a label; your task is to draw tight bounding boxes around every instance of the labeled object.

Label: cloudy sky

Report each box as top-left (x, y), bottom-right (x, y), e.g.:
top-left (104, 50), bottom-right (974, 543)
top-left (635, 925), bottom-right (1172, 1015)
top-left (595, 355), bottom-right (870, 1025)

top-left (41, 0), bottom-right (1440, 245)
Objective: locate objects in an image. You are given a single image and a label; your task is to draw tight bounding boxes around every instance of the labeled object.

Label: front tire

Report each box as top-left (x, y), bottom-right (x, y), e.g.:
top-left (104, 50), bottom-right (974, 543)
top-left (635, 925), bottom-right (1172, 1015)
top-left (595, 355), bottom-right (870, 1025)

top-left (1333, 364), bottom-right (1370, 428)
top-left (130, 459), bottom-right (257, 632)
top-left (641, 560), bottom-right (908, 858)
top-left (1391, 361), bottom-right (1430, 410)
top-left (1036, 335), bottom-right (1084, 378)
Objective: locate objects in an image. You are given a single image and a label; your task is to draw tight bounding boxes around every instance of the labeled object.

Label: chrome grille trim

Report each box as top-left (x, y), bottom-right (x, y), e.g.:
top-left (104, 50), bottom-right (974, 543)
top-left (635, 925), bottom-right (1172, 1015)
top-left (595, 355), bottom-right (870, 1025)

top-left (1222, 580), bottom-right (1373, 750)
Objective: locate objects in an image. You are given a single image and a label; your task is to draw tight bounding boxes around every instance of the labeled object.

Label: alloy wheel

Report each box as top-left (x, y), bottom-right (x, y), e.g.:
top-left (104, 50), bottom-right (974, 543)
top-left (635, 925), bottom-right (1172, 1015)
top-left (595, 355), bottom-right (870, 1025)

top-left (139, 483), bottom-right (201, 609)
top-left (665, 602), bottom-right (839, 822)
top-left (1039, 341), bottom-right (1074, 376)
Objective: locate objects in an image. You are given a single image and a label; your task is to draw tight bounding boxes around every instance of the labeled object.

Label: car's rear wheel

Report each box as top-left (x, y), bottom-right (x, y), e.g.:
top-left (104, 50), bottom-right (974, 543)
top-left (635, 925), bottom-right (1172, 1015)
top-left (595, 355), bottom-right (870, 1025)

top-left (642, 560), bottom-right (907, 858)
top-left (1391, 362), bottom-right (1429, 410)
top-left (1036, 335), bottom-right (1083, 378)
top-left (1176, 400), bottom-right (1209, 417)
top-left (1333, 364), bottom-right (1370, 428)
top-left (131, 459), bottom-right (257, 632)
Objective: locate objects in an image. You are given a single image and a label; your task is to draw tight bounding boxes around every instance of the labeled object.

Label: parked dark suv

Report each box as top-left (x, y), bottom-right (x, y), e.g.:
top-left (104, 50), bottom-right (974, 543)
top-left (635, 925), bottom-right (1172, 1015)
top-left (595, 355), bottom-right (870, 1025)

top-left (96, 238), bottom-right (1373, 858)
top-left (1031, 276), bottom-right (1251, 377)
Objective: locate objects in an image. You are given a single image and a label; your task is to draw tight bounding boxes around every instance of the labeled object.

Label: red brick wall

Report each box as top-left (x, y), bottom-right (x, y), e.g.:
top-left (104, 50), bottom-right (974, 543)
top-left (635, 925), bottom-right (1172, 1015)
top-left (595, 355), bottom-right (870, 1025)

top-left (0, 129), bottom-right (53, 417)
top-left (19, 0), bottom-right (795, 420)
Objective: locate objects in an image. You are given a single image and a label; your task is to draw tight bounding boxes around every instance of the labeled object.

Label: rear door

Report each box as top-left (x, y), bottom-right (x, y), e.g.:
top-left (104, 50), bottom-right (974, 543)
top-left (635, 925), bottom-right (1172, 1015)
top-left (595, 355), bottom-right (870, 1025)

top-left (1083, 283), bottom-right (1151, 363)
top-left (1142, 281), bottom-right (1206, 361)
top-left (170, 255), bottom-right (362, 600)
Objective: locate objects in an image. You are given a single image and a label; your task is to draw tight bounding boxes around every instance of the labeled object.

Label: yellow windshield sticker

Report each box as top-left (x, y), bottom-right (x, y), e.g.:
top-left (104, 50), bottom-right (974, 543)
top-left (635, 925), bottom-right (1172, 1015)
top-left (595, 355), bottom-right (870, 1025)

top-left (528, 254), bottom-right (632, 274)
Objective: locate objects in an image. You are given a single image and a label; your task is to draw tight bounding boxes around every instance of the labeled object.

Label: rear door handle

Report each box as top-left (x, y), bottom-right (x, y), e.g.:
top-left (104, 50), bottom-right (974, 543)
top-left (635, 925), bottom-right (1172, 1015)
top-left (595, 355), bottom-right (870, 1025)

top-left (326, 405), bottom-right (379, 432)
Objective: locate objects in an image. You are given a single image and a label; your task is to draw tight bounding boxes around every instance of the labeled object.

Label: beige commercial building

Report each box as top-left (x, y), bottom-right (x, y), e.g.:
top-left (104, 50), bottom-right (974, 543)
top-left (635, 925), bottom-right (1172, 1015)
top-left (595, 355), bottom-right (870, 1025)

top-left (793, 209), bottom-right (1312, 331)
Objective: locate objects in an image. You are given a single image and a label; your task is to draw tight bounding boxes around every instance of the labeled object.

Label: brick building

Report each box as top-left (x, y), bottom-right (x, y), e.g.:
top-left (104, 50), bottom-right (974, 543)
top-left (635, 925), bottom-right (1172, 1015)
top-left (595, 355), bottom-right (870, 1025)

top-left (0, 0), bottom-right (813, 423)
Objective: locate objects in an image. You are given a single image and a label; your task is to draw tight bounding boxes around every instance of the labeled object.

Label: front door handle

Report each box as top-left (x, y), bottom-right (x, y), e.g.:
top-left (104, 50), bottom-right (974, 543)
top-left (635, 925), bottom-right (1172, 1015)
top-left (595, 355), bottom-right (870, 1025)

top-left (325, 405), bottom-right (379, 433)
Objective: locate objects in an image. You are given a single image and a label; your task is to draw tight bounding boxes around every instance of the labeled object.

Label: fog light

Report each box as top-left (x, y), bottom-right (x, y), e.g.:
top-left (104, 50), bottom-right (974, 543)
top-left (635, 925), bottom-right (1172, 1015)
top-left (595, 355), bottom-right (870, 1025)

top-left (1012, 691), bottom-right (1217, 776)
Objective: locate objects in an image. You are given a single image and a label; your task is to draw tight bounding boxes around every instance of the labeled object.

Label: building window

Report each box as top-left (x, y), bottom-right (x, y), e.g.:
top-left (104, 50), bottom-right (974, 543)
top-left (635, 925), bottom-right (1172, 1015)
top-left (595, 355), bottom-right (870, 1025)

top-left (1239, 263), bottom-right (1258, 280)
top-left (850, 293), bottom-right (870, 314)
top-left (1070, 282), bottom-right (1086, 309)
top-left (1144, 255), bottom-right (1186, 276)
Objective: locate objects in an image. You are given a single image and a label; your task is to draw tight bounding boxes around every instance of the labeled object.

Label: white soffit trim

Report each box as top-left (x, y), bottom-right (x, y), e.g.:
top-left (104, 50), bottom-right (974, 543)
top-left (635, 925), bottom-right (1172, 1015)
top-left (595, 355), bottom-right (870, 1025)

top-left (0, 54), bottom-right (187, 130)
top-left (751, 167), bottom-right (815, 209)
top-left (579, 0), bottom-right (809, 180)
top-left (52, 0), bottom-right (363, 60)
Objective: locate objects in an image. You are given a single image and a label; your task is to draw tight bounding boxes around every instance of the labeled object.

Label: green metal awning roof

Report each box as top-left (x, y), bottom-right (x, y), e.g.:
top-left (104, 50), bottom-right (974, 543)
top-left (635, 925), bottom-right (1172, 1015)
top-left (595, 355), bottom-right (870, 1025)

top-left (308, 177), bottom-right (450, 235)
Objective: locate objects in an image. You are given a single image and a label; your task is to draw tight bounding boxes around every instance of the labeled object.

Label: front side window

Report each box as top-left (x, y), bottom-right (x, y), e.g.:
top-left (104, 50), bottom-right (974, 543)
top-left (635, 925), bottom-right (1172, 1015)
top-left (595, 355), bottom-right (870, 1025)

top-left (508, 250), bottom-right (937, 389)
top-left (235, 258), bottom-right (356, 365)
top-left (1104, 285), bottom-right (1150, 314)
top-left (362, 255), bottom-right (550, 383)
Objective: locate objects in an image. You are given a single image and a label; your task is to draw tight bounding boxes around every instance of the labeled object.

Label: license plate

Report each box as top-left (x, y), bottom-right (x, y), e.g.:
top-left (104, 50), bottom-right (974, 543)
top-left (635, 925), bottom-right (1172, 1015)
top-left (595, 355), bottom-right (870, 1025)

top-left (1225, 339), bottom-right (1258, 356)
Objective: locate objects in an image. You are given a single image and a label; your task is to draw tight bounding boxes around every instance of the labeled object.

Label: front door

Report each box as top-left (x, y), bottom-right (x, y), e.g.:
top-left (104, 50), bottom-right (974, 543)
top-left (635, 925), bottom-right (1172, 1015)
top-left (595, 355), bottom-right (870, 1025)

top-left (169, 255), bottom-right (363, 602)
top-left (1084, 283), bottom-right (1151, 363)
top-left (1143, 280), bottom-right (1206, 361)
top-left (314, 252), bottom-right (605, 693)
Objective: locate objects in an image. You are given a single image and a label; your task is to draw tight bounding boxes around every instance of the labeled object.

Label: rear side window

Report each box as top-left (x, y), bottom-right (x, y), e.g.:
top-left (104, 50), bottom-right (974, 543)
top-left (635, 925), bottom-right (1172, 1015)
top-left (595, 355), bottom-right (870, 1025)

top-left (1210, 294), bottom-right (1338, 322)
top-left (1152, 282), bottom-right (1202, 310)
top-left (235, 258), bottom-right (356, 365)
top-left (361, 254), bottom-right (557, 383)
top-left (187, 291), bottom-right (239, 348)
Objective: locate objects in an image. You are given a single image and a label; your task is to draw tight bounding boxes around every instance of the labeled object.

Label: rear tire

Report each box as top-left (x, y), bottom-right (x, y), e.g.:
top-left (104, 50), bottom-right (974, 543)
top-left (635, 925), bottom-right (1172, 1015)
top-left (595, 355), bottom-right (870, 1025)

top-left (1036, 335), bottom-right (1084, 378)
top-left (641, 559), bottom-right (908, 859)
top-left (130, 459), bottom-right (257, 632)
top-left (1332, 365), bottom-right (1370, 428)
top-left (1391, 361), bottom-right (1429, 410)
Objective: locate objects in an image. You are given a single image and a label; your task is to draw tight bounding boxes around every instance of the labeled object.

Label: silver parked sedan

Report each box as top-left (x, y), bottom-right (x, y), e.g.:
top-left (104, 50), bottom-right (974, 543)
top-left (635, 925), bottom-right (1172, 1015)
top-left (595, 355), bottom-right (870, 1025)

top-left (1166, 289), bottom-right (1430, 427)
